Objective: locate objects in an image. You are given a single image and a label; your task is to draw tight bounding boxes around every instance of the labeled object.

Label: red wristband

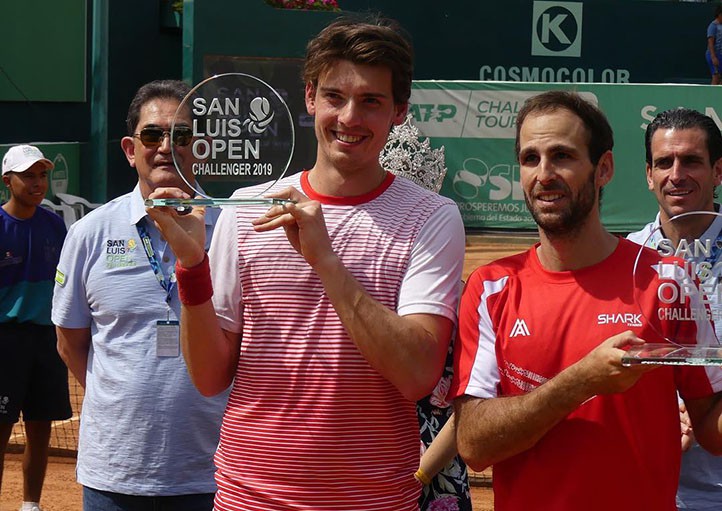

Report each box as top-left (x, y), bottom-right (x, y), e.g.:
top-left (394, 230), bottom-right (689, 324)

top-left (175, 254), bottom-right (213, 306)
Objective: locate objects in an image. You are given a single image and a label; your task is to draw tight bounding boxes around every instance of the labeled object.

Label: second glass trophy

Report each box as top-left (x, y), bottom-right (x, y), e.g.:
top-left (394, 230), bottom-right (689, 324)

top-left (623, 210), bottom-right (722, 366)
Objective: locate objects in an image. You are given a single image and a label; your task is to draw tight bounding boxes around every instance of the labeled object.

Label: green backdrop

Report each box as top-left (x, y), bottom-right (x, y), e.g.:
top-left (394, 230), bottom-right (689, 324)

top-left (411, 81), bottom-right (722, 233)
top-left (0, 0), bottom-right (86, 102)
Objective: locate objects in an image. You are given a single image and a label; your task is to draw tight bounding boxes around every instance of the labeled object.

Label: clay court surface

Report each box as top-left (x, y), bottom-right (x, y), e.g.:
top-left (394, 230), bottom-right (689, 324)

top-left (1, 233), bottom-right (537, 511)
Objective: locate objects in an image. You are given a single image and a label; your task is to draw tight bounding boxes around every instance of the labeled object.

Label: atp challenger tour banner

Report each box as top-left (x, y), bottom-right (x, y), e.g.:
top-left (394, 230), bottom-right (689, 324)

top-left (410, 82), bottom-right (722, 232)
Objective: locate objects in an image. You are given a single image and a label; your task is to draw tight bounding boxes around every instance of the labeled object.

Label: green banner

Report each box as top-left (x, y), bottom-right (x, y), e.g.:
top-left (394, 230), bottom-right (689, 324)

top-left (0, 143), bottom-right (81, 204)
top-left (0, 1), bottom-right (86, 102)
top-left (411, 81), bottom-right (722, 233)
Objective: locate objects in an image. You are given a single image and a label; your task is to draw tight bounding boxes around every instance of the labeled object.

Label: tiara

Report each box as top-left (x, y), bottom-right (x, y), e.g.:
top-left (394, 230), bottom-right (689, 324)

top-left (380, 114), bottom-right (447, 193)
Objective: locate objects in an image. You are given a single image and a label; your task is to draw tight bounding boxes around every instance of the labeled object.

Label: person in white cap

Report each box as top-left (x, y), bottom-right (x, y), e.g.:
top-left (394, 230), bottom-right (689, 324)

top-left (0, 145), bottom-right (71, 511)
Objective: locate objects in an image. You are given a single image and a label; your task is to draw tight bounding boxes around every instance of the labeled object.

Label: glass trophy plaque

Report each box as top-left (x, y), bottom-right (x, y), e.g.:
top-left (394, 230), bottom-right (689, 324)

top-left (145, 73), bottom-right (295, 209)
top-left (623, 210), bottom-right (722, 366)
top-left (622, 344), bottom-right (722, 366)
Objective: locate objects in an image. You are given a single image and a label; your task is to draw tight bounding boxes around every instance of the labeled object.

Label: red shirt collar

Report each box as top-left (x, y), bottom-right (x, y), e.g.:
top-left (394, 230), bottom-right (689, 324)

top-left (300, 170), bottom-right (395, 205)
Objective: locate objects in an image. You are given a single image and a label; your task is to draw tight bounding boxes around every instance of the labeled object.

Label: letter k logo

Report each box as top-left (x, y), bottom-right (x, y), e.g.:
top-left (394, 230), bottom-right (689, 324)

top-left (531, 1), bottom-right (583, 58)
top-left (541, 13), bottom-right (570, 44)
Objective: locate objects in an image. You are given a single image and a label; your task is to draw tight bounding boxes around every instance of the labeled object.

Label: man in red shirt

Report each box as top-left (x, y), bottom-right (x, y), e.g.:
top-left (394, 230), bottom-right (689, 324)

top-left (450, 91), bottom-right (722, 511)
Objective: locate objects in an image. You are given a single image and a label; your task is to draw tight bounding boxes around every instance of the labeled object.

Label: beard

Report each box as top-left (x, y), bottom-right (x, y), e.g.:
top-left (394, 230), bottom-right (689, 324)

top-left (525, 169), bottom-right (597, 239)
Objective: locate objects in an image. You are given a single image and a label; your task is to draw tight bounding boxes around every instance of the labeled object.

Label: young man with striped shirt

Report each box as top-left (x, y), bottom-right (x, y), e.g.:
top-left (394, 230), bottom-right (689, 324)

top-left (149, 16), bottom-right (465, 511)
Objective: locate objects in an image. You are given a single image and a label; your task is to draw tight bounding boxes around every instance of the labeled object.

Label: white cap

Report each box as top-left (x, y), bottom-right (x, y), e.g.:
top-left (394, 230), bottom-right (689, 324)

top-left (2, 145), bottom-right (54, 176)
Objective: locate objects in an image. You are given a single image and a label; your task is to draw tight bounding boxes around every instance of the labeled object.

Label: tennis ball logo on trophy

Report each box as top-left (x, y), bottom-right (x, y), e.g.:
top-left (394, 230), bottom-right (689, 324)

top-left (245, 97), bottom-right (274, 134)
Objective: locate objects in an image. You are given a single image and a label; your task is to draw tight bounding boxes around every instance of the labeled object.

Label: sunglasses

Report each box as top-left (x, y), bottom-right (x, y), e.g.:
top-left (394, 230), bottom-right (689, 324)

top-left (134, 126), bottom-right (193, 147)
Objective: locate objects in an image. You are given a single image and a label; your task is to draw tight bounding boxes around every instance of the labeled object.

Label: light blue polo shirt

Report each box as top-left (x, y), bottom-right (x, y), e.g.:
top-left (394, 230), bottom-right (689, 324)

top-left (52, 185), bottom-right (228, 495)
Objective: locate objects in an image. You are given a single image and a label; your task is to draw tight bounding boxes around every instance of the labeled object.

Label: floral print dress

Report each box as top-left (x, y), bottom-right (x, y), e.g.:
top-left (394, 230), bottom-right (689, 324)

top-left (416, 342), bottom-right (472, 511)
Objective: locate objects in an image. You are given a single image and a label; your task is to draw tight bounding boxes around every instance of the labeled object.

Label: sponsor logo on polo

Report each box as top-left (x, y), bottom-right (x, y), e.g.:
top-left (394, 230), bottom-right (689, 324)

top-left (105, 238), bottom-right (137, 269)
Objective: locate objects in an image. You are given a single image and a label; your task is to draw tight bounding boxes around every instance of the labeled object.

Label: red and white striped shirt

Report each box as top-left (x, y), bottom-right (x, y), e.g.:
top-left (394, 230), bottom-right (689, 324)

top-left (209, 171), bottom-right (465, 510)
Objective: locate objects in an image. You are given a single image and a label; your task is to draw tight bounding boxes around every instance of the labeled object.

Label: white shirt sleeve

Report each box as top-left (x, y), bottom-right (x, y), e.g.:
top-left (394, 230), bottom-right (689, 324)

top-left (210, 208), bottom-right (244, 333)
top-left (397, 203), bottom-right (465, 323)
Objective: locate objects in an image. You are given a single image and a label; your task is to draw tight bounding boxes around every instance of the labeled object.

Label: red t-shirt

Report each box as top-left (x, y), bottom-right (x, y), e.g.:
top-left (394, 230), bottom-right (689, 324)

top-left (450, 238), bottom-right (722, 511)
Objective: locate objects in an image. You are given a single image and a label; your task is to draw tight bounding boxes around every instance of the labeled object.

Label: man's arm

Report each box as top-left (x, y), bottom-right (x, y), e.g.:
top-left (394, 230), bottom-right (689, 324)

top-left (146, 188), bottom-right (240, 396)
top-left (314, 256), bottom-right (453, 400)
top-left (180, 300), bottom-right (241, 396)
top-left (253, 187), bottom-right (462, 401)
top-left (685, 392), bottom-right (722, 456)
top-left (454, 332), bottom-right (656, 471)
top-left (56, 326), bottom-right (91, 388)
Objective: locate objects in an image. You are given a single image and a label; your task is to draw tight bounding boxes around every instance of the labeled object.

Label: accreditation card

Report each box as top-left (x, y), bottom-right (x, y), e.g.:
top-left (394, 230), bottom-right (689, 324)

top-left (156, 320), bottom-right (180, 357)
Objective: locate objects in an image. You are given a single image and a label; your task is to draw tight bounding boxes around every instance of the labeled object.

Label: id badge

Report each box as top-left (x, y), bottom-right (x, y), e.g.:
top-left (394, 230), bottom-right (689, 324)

top-left (156, 320), bottom-right (180, 357)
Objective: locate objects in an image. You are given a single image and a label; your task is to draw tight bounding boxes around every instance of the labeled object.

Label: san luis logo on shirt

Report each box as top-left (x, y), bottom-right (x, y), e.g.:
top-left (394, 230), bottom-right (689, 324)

top-left (105, 238), bottom-right (137, 269)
